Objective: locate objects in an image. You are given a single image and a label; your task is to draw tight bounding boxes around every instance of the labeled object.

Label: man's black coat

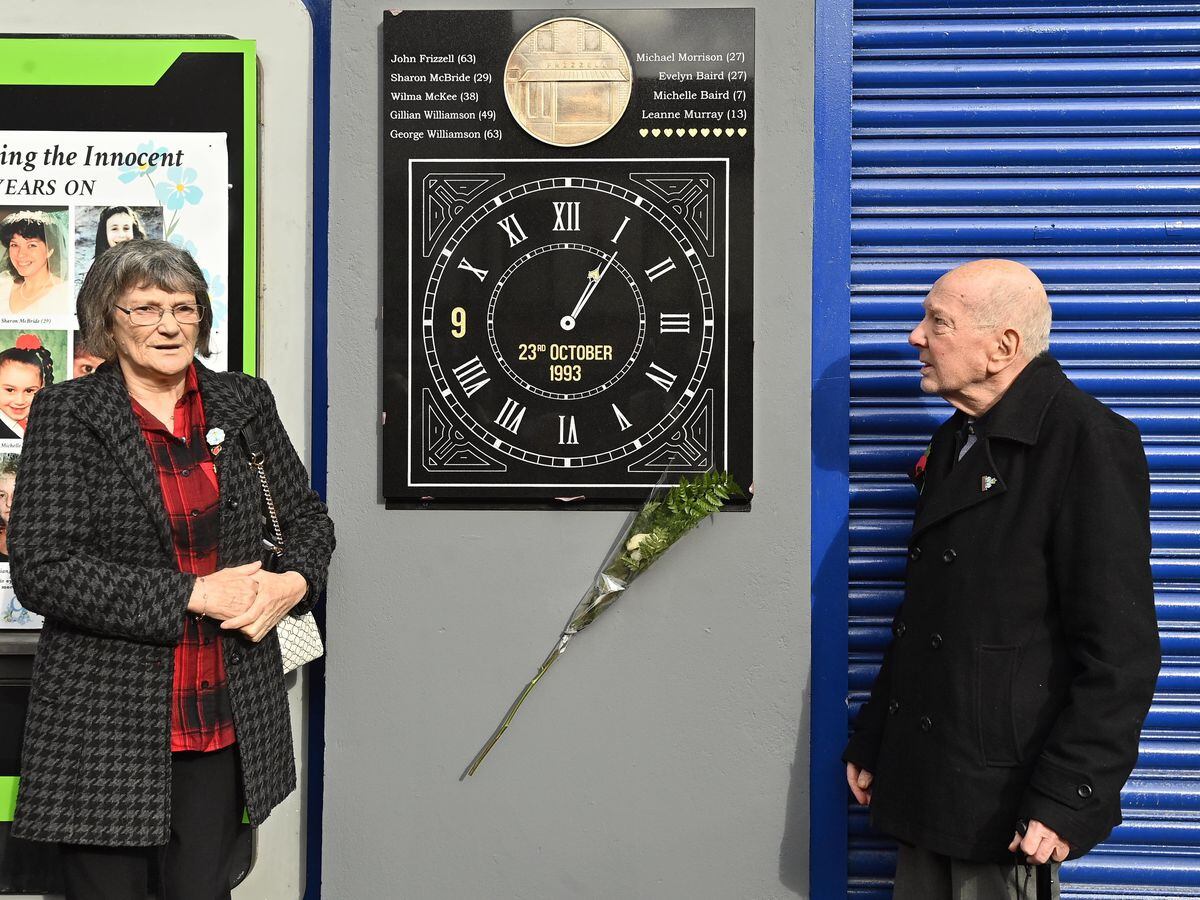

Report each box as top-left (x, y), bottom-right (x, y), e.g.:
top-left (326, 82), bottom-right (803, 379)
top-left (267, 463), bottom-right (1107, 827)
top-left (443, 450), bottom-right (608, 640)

top-left (844, 354), bottom-right (1160, 862)
top-left (8, 361), bottom-right (334, 846)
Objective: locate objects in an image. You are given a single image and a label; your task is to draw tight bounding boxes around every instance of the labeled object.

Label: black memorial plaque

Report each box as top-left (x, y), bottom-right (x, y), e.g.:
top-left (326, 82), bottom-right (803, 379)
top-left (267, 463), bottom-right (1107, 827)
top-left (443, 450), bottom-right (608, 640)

top-left (383, 9), bottom-right (754, 507)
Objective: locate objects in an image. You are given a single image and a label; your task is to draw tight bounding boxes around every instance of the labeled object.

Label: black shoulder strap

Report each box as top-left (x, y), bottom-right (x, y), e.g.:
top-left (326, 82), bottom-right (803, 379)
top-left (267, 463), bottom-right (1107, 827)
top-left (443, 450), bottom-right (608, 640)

top-left (239, 421), bottom-right (285, 553)
top-left (239, 422), bottom-right (261, 458)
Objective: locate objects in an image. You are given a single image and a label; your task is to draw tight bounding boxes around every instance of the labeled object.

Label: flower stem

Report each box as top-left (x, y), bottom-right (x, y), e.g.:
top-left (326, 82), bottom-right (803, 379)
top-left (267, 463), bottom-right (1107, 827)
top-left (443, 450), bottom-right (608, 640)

top-left (463, 636), bottom-right (569, 777)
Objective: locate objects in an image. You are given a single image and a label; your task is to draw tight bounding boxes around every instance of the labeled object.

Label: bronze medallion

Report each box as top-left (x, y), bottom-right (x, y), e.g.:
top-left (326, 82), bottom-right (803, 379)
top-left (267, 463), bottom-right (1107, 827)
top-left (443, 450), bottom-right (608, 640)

top-left (503, 17), bottom-right (632, 147)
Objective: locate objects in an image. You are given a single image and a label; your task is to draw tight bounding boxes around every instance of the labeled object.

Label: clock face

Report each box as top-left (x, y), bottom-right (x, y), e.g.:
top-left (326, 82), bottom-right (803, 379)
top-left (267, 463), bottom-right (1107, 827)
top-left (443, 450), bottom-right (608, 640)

top-left (423, 176), bottom-right (714, 468)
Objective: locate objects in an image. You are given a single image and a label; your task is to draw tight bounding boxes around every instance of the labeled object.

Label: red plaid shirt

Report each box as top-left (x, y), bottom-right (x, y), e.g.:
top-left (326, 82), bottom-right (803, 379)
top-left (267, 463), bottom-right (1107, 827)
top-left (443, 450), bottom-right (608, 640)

top-left (130, 363), bottom-right (236, 753)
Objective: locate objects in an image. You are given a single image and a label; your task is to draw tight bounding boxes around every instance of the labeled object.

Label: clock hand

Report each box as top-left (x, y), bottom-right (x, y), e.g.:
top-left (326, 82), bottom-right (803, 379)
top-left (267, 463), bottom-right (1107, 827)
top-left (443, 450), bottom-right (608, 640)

top-left (561, 251), bottom-right (618, 331)
top-left (560, 267), bottom-right (602, 331)
top-left (571, 272), bottom-right (601, 318)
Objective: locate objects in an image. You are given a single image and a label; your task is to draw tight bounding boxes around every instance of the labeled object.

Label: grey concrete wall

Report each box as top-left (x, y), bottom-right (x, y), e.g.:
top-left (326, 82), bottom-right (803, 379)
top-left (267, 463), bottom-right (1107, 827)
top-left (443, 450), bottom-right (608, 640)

top-left (324, 2), bottom-right (814, 897)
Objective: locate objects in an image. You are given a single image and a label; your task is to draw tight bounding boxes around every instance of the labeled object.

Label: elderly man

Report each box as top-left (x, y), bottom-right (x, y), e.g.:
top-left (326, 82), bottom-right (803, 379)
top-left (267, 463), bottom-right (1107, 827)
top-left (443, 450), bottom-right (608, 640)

top-left (843, 260), bottom-right (1160, 898)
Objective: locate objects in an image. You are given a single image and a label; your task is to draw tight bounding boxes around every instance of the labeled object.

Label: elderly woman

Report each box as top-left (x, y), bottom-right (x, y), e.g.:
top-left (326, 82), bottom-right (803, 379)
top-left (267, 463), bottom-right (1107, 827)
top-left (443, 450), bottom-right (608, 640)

top-left (8, 240), bottom-right (334, 900)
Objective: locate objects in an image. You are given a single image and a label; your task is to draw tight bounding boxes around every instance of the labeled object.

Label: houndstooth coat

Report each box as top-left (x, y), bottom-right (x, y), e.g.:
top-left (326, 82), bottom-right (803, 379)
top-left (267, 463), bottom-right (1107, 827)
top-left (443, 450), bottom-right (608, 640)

top-left (7, 360), bottom-right (334, 846)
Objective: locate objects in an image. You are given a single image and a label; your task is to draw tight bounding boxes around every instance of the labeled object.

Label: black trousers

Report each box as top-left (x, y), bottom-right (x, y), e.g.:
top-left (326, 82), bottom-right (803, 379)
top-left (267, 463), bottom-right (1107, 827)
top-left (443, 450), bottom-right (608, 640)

top-left (60, 744), bottom-right (243, 900)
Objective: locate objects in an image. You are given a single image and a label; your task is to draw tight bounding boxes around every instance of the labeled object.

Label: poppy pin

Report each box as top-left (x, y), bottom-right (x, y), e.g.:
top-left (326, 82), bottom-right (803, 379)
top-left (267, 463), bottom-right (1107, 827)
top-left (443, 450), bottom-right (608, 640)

top-left (206, 427), bottom-right (225, 457)
top-left (909, 444), bottom-right (932, 494)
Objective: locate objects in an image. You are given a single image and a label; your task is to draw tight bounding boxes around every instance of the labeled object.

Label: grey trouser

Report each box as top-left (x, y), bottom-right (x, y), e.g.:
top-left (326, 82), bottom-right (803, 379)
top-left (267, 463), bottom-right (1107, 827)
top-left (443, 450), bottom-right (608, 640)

top-left (892, 843), bottom-right (1062, 900)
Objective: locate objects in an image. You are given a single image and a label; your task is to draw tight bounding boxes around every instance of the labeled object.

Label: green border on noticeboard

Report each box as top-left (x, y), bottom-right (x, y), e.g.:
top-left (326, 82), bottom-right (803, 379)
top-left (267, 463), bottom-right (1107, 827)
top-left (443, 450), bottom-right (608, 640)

top-left (0, 776), bottom-right (15, 822)
top-left (0, 38), bottom-right (258, 374)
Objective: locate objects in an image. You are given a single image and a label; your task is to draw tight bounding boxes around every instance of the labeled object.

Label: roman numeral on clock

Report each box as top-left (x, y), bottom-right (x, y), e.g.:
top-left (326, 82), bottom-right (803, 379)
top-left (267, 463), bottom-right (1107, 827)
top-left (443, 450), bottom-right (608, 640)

top-left (457, 257), bottom-right (489, 283)
top-left (612, 215), bottom-right (630, 243)
top-left (497, 214), bottom-right (528, 247)
top-left (552, 201), bottom-right (581, 232)
top-left (645, 363), bottom-right (677, 392)
top-left (659, 312), bottom-right (691, 334)
top-left (494, 398), bottom-right (526, 434)
top-left (558, 414), bottom-right (579, 445)
top-left (612, 404), bottom-right (633, 432)
top-left (451, 356), bottom-right (491, 397)
top-left (645, 257), bottom-right (676, 282)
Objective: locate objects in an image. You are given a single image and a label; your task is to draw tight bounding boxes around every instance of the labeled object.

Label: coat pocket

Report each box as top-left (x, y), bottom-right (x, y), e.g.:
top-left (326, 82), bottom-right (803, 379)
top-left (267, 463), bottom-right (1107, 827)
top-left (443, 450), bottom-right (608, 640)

top-left (976, 645), bottom-right (1021, 767)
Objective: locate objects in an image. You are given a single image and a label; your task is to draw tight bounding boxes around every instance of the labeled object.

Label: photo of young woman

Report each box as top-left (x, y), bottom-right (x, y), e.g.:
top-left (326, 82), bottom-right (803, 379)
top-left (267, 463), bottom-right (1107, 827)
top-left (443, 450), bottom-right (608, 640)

top-left (0, 332), bottom-right (63, 439)
top-left (0, 209), bottom-right (71, 317)
top-left (73, 205), bottom-right (164, 294)
top-left (95, 205), bottom-right (147, 254)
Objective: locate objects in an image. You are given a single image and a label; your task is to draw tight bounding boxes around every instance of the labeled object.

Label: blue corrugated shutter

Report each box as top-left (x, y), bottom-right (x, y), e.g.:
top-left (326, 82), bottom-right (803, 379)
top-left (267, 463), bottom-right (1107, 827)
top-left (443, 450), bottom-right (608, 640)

top-left (847, 2), bottom-right (1200, 896)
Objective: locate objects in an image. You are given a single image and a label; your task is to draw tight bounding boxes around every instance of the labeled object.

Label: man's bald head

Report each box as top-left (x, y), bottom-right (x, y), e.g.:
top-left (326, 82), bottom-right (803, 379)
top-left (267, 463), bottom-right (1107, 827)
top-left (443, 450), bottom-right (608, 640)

top-left (934, 259), bottom-right (1052, 359)
top-left (911, 259), bottom-right (1053, 414)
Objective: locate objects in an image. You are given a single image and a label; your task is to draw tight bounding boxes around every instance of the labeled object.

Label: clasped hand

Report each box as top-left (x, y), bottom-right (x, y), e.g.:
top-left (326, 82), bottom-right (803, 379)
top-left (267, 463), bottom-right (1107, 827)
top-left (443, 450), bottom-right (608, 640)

top-left (188, 561), bottom-right (308, 642)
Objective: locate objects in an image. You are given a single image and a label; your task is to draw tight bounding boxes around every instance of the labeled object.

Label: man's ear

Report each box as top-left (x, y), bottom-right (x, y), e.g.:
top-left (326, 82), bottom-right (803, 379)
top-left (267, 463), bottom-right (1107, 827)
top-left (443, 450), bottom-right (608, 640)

top-left (989, 327), bottom-right (1021, 374)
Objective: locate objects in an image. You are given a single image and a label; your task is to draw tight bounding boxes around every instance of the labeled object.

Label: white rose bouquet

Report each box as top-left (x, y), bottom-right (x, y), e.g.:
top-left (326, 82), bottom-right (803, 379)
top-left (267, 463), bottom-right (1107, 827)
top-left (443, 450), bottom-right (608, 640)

top-left (465, 471), bottom-right (743, 776)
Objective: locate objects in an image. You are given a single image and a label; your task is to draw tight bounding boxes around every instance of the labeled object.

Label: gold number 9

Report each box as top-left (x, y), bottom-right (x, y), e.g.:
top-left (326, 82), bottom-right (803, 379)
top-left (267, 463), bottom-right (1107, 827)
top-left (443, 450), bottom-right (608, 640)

top-left (451, 307), bottom-right (466, 338)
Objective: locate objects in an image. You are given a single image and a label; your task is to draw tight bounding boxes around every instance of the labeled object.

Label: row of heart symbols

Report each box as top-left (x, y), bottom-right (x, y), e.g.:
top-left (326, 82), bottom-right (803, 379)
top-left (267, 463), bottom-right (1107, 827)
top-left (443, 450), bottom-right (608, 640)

top-left (639, 127), bottom-right (749, 138)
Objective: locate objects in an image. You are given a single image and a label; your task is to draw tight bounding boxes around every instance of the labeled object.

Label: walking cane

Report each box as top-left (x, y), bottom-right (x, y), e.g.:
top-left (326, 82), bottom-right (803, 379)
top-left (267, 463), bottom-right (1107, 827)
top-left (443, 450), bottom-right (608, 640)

top-left (1015, 820), bottom-right (1055, 900)
top-left (1036, 861), bottom-right (1053, 900)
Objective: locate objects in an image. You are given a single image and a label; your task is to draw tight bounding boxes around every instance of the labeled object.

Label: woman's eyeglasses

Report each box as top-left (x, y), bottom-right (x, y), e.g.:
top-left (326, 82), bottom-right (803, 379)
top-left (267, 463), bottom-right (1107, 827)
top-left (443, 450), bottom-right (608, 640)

top-left (113, 304), bottom-right (205, 326)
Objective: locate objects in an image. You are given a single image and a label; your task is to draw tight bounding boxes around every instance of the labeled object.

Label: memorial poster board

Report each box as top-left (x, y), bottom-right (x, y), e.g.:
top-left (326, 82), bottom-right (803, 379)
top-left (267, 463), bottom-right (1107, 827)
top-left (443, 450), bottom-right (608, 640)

top-left (0, 38), bottom-right (257, 631)
top-left (382, 9), bottom-right (754, 508)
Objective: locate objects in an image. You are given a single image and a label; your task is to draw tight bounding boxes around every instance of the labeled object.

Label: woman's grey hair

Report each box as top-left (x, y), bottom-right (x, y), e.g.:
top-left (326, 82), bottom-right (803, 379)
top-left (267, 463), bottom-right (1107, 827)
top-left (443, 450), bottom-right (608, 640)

top-left (76, 239), bottom-right (212, 361)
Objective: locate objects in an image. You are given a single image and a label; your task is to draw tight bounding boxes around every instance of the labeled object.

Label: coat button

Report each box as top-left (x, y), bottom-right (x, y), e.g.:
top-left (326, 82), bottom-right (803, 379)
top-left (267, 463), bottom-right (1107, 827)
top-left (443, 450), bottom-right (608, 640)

top-left (930, 633), bottom-right (942, 649)
top-left (919, 716), bottom-right (932, 732)
top-left (942, 549), bottom-right (957, 563)
top-left (888, 700), bottom-right (900, 715)
top-left (1077, 783), bottom-right (1093, 799)
top-left (909, 546), bottom-right (922, 561)
top-left (893, 622), bottom-right (907, 638)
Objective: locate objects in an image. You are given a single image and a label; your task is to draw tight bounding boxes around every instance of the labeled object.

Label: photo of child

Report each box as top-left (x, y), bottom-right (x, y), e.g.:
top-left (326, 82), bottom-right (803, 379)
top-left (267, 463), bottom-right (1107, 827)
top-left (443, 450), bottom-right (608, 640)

top-left (0, 330), bottom-right (65, 439)
top-left (0, 452), bottom-right (35, 627)
top-left (0, 452), bottom-right (17, 563)
top-left (73, 330), bottom-right (104, 379)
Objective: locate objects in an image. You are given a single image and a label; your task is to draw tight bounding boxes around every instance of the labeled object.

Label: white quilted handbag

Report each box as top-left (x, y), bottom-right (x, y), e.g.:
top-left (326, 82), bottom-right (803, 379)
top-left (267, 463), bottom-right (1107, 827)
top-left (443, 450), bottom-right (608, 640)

top-left (277, 611), bottom-right (324, 674)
